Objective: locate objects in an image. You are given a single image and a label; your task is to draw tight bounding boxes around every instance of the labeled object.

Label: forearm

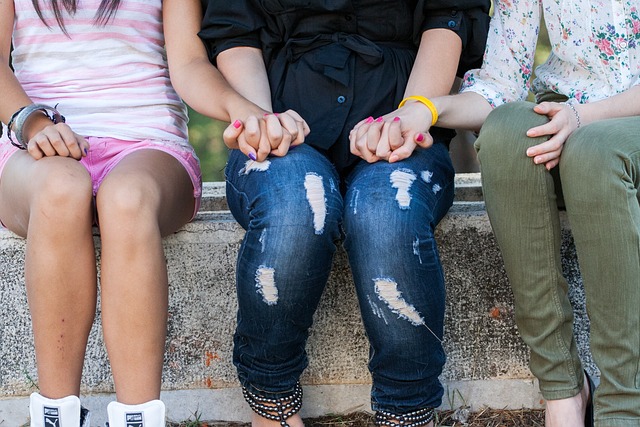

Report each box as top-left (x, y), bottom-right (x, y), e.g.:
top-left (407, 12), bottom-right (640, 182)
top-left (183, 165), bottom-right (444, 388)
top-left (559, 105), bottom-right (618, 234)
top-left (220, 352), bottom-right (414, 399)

top-left (169, 56), bottom-right (265, 122)
top-left (577, 85), bottom-right (640, 126)
top-left (0, 61), bottom-right (33, 125)
top-left (432, 91), bottom-right (493, 132)
top-left (216, 46), bottom-right (273, 112)
top-left (404, 29), bottom-right (462, 99)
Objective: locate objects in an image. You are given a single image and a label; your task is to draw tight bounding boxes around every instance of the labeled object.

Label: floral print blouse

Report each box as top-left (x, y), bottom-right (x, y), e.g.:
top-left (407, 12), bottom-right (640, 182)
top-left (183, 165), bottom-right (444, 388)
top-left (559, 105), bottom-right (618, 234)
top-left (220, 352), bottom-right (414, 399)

top-left (461, 0), bottom-right (640, 106)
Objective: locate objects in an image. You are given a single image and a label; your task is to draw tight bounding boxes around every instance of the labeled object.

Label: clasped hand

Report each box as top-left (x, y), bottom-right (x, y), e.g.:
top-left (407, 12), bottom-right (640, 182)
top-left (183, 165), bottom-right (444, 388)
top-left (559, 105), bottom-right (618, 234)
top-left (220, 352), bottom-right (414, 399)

top-left (349, 100), bottom-right (434, 163)
top-left (223, 109), bottom-right (310, 162)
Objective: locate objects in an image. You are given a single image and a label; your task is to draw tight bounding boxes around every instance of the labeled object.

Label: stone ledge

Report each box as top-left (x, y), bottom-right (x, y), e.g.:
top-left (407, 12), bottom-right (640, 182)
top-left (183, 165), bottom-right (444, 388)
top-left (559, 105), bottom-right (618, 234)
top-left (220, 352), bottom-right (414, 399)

top-left (0, 174), bottom-right (592, 423)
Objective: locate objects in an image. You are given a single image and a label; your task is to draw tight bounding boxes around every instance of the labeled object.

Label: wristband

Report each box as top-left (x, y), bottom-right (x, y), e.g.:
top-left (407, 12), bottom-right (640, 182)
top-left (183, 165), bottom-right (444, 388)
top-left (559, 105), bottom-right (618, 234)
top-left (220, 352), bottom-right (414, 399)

top-left (563, 101), bottom-right (581, 129)
top-left (8, 103), bottom-right (66, 149)
top-left (398, 96), bottom-right (438, 126)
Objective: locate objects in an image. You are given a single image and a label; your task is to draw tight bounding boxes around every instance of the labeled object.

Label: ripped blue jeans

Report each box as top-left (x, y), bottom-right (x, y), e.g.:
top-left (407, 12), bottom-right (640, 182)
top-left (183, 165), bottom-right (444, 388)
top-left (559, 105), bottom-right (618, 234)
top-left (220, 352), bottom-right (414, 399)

top-left (225, 142), bottom-right (454, 414)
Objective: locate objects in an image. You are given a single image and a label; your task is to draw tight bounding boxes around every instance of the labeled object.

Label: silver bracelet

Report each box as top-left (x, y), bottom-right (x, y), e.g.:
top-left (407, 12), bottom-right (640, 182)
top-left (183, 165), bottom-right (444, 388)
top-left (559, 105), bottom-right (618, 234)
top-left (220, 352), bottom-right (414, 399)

top-left (563, 102), bottom-right (581, 129)
top-left (9, 103), bottom-right (65, 149)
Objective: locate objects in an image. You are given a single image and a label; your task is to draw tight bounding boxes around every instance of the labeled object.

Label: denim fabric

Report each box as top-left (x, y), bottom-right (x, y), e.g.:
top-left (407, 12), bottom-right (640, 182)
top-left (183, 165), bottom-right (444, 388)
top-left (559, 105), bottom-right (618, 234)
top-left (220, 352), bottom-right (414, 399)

top-left (476, 101), bottom-right (640, 426)
top-left (225, 142), bottom-right (454, 413)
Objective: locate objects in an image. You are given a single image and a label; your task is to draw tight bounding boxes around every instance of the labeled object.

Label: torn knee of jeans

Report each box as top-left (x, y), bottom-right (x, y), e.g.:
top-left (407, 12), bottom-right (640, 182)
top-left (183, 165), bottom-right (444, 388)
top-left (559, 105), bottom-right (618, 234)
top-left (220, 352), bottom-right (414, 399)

top-left (239, 159), bottom-right (271, 176)
top-left (374, 278), bottom-right (424, 326)
top-left (390, 169), bottom-right (417, 209)
top-left (304, 172), bottom-right (326, 235)
top-left (255, 266), bottom-right (278, 305)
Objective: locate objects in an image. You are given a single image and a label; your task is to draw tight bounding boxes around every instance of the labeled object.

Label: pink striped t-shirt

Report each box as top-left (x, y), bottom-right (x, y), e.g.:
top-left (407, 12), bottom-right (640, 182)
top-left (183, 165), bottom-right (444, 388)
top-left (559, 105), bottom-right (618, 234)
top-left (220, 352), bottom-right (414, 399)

top-left (7, 0), bottom-right (188, 144)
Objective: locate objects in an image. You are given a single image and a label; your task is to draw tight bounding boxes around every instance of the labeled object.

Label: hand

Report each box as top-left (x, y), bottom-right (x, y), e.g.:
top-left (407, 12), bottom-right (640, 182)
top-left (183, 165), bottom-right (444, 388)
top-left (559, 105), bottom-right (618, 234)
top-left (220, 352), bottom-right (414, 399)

top-left (222, 109), bottom-right (309, 162)
top-left (349, 100), bottom-right (434, 163)
top-left (26, 120), bottom-right (89, 161)
top-left (526, 102), bottom-right (581, 170)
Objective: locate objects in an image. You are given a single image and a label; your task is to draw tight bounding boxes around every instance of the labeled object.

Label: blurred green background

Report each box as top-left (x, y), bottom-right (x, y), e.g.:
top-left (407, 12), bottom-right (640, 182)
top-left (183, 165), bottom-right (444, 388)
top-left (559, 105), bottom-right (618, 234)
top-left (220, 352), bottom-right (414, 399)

top-left (187, 23), bottom-right (552, 182)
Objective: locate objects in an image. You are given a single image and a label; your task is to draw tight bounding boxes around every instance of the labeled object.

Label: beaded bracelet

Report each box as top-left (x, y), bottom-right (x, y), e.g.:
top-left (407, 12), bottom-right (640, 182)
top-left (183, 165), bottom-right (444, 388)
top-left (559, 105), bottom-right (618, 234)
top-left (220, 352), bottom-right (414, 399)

top-left (7, 103), bottom-right (66, 149)
top-left (398, 96), bottom-right (438, 126)
top-left (563, 101), bottom-right (582, 129)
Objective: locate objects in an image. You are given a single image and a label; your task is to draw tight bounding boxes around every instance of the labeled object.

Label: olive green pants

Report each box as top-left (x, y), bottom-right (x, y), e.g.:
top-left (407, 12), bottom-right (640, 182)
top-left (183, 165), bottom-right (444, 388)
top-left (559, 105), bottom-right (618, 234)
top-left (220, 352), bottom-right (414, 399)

top-left (475, 101), bottom-right (640, 426)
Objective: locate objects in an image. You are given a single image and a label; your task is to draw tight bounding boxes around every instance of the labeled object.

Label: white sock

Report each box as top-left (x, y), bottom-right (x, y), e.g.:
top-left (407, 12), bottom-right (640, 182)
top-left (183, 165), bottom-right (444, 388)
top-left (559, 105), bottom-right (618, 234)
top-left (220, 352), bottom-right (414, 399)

top-left (29, 392), bottom-right (87, 427)
top-left (106, 400), bottom-right (165, 427)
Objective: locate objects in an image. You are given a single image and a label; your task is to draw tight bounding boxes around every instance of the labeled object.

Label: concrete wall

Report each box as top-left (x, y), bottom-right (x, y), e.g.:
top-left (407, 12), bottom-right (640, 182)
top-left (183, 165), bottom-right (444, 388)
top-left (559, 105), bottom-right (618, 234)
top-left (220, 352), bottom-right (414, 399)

top-left (0, 174), bottom-right (594, 425)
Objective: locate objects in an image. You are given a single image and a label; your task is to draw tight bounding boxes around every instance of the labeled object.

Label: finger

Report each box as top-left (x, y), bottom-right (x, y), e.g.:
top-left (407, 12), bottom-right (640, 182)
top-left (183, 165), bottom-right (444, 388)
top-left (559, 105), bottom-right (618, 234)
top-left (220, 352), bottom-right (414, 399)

top-left (276, 112), bottom-right (301, 145)
top-left (387, 117), bottom-right (403, 151)
top-left (527, 120), bottom-right (560, 138)
top-left (544, 157), bottom-right (560, 170)
top-left (526, 132), bottom-right (567, 159)
top-left (222, 120), bottom-right (243, 150)
top-left (414, 132), bottom-right (433, 149)
top-left (366, 117), bottom-right (384, 153)
top-left (243, 116), bottom-right (262, 150)
top-left (389, 139), bottom-right (417, 163)
top-left (283, 109), bottom-right (310, 137)
top-left (31, 134), bottom-right (58, 157)
top-left (354, 132), bottom-right (379, 163)
top-left (78, 135), bottom-right (90, 157)
top-left (264, 114), bottom-right (284, 149)
top-left (26, 139), bottom-right (45, 160)
top-left (44, 130), bottom-right (72, 158)
top-left (56, 124), bottom-right (83, 159)
top-left (255, 119), bottom-right (271, 162)
top-left (531, 148), bottom-right (563, 167)
top-left (375, 122), bottom-right (392, 160)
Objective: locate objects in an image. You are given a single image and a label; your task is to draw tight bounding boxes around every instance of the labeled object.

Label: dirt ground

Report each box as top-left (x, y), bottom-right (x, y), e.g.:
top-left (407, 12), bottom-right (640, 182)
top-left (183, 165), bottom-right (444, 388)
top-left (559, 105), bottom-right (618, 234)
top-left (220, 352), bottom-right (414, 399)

top-left (170, 408), bottom-right (546, 427)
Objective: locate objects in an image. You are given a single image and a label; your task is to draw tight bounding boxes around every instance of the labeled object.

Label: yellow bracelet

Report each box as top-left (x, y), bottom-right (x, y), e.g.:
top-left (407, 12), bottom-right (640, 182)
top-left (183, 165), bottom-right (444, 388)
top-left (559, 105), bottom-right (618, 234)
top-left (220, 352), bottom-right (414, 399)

top-left (398, 96), bottom-right (438, 126)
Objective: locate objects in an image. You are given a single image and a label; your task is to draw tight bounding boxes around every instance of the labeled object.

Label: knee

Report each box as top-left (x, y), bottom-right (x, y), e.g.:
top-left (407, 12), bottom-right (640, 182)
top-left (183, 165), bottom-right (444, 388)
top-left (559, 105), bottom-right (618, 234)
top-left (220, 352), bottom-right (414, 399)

top-left (97, 176), bottom-right (160, 232)
top-left (476, 102), bottom-right (548, 170)
top-left (30, 162), bottom-right (93, 224)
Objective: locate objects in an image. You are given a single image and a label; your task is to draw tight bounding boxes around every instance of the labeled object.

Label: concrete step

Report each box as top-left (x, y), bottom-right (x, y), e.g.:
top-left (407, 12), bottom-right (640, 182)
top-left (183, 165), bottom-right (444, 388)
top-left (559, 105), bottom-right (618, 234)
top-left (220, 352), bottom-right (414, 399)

top-left (0, 174), bottom-right (592, 424)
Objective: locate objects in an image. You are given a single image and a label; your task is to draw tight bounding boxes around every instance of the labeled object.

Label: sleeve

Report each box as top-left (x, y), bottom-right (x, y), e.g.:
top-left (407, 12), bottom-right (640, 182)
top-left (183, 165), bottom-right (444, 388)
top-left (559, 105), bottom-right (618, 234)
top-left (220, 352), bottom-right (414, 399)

top-left (460, 0), bottom-right (541, 107)
top-left (417, 0), bottom-right (491, 75)
top-left (198, 0), bottom-right (265, 64)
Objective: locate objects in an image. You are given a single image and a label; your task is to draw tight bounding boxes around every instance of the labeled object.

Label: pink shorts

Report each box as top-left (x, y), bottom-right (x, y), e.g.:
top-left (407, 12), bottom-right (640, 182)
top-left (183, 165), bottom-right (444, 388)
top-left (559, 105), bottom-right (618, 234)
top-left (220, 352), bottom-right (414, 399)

top-left (0, 137), bottom-right (202, 223)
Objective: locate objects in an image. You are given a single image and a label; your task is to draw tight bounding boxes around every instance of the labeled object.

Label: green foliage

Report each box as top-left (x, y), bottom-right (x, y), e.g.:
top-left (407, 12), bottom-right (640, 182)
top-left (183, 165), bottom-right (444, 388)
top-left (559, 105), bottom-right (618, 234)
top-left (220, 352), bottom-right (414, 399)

top-left (187, 108), bottom-right (229, 182)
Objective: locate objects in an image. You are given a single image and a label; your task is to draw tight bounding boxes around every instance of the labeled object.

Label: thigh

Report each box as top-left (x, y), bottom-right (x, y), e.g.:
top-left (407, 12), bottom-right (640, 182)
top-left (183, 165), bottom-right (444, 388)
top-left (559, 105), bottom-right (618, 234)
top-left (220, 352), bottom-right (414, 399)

top-left (225, 144), bottom-right (343, 234)
top-left (96, 148), bottom-right (196, 236)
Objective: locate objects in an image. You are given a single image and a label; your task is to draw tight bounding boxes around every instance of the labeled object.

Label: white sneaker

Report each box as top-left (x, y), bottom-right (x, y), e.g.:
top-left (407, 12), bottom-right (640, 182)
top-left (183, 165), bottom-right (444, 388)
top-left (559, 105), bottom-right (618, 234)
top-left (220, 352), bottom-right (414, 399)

top-left (29, 392), bottom-right (90, 427)
top-left (106, 400), bottom-right (165, 427)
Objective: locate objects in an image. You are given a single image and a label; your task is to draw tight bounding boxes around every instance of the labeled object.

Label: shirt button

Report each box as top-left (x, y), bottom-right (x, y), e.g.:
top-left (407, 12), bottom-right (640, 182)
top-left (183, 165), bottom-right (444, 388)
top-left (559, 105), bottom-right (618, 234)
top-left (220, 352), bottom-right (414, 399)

top-left (337, 95), bottom-right (346, 104)
top-left (448, 20), bottom-right (456, 28)
top-left (345, 14), bottom-right (353, 21)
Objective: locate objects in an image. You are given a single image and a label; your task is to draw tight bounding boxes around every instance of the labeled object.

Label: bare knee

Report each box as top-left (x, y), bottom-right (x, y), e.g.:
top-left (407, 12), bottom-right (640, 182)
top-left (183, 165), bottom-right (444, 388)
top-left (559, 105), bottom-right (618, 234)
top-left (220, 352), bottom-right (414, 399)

top-left (29, 161), bottom-right (93, 226)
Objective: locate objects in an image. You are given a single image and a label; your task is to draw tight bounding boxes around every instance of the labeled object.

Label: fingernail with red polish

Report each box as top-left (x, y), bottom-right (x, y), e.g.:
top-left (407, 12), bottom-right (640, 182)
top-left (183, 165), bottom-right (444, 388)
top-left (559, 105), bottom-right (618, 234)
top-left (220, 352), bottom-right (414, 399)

top-left (393, 117), bottom-right (401, 122)
top-left (416, 133), bottom-right (425, 142)
top-left (233, 120), bottom-right (242, 129)
top-left (375, 117), bottom-right (384, 123)
top-left (248, 152), bottom-right (256, 161)
top-left (274, 113), bottom-right (280, 117)
top-left (365, 116), bottom-right (374, 124)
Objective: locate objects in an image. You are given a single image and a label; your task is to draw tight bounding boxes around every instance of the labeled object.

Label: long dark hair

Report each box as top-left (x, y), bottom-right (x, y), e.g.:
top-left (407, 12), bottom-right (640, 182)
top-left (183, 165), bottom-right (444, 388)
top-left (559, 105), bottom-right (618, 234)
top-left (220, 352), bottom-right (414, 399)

top-left (32, 0), bottom-right (121, 32)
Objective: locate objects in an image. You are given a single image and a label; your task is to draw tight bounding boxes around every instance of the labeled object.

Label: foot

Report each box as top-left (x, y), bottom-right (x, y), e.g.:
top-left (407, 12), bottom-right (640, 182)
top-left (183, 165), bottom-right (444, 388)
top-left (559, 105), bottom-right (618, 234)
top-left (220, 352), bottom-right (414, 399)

top-left (252, 412), bottom-right (304, 427)
top-left (544, 374), bottom-right (591, 427)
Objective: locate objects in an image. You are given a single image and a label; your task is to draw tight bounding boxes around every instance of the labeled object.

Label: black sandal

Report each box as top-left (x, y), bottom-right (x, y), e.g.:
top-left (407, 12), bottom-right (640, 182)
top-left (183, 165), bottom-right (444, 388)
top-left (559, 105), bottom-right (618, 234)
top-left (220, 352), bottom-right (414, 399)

top-left (242, 382), bottom-right (303, 427)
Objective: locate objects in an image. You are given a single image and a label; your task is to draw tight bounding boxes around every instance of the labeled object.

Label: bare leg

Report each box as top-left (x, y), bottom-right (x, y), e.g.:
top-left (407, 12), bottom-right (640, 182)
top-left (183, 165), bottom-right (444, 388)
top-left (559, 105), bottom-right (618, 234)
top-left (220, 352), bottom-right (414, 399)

top-left (0, 152), bottom-right (96, 398)
top-left (545, 373), bottom-right (591, 427)
top-left (96, 149), bottom-right (194, 404)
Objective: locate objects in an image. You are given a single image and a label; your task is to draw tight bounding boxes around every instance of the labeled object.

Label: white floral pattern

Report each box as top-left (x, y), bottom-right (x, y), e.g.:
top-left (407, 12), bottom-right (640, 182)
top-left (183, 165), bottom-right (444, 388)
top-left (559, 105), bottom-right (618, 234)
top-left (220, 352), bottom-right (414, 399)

top-left (461, 0), bottom-right (640, 106)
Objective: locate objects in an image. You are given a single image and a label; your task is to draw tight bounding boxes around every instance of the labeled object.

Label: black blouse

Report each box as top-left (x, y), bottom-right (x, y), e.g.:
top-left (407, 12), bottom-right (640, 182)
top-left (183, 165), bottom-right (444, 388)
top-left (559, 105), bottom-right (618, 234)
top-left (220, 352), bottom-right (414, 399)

top-left (199, 0), bottom-right (490, 171)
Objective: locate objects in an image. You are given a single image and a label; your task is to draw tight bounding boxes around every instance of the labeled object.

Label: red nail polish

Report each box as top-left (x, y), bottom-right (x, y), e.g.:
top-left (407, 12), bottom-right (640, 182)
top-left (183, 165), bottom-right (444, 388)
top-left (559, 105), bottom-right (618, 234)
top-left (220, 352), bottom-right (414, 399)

top-left (375, 117), bottom-right (384, 123)
top-left (393, 117), bottom-right (401, 122)
top-left (416, 133), bottom-right (425, 142)
top-left (365, 116), bottom-right (374, 124)
top-left (233, 120), bottom-right (242, 129)
top-left (274, 113), bottom-right (280, 117)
